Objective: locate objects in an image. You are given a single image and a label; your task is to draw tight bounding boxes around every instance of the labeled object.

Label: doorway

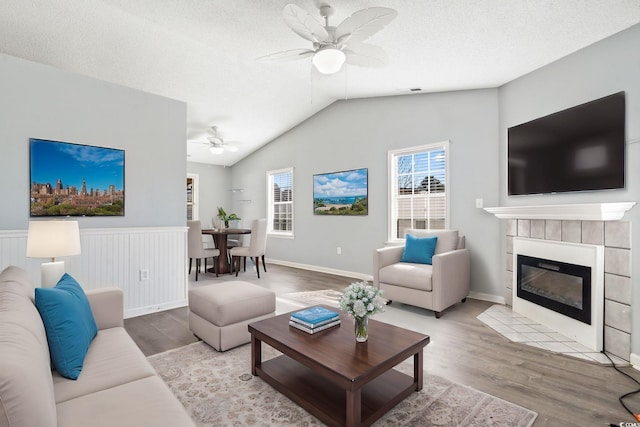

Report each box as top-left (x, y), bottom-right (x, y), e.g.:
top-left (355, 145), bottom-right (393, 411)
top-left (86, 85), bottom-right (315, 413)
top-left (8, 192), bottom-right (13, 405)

top-left (187, 173), bottom-right (199, 220)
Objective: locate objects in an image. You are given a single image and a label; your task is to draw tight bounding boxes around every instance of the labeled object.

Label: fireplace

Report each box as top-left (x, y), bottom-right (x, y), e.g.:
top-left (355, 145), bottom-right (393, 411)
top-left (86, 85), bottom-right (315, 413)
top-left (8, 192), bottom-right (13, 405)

top-left (517, 254), bottom-right (591, 325)
top-left (512, 237), bottom-right (604, 351)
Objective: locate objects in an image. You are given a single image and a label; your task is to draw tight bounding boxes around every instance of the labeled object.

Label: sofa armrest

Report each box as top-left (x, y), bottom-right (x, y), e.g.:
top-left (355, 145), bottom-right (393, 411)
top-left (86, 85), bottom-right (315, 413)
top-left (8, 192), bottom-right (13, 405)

top-left (86, 287), bottom-right (124, 330)
top-left (432, 248), bottom-right (470, 311)
top-left (373, 245), bottom-right (405, 287)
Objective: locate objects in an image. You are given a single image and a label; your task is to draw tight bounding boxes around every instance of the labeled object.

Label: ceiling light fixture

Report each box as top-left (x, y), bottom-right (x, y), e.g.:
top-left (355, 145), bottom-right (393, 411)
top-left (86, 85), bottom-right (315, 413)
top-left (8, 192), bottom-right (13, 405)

top-left (312, 46), bottom-right (345, 74)
top-left (209, 145), bottom-right (224, 155)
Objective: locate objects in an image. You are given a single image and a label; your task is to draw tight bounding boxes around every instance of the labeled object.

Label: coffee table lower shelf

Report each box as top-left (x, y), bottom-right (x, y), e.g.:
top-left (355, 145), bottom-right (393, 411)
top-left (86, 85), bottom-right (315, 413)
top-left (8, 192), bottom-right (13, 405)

top-left (255, 355), bottom-right (417, 427)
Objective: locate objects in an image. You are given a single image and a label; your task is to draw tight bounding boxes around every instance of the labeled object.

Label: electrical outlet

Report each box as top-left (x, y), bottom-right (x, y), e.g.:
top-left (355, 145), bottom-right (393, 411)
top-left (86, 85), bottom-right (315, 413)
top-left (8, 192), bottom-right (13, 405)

top-left (337, 247), bottom-right (342, 255)
top-left (139, 269), bottom-right (149, 281)
top-left (475, 198), bottom-right (484, 209)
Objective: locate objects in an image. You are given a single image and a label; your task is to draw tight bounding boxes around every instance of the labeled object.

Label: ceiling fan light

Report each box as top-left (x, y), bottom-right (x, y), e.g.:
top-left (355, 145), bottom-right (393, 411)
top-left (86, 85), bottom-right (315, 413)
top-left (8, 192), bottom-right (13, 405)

top-left (312, 47), bottom-right (345, 74)
top-left (225, 145), bottom-right (239, 153)
top-left (209, 145), bottom-right (224, 155)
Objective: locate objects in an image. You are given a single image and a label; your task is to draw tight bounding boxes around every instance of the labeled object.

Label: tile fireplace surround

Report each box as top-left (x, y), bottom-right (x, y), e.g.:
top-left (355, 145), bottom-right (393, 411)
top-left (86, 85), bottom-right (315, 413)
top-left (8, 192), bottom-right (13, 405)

top-left (505, 218), bottom-right (631, 361)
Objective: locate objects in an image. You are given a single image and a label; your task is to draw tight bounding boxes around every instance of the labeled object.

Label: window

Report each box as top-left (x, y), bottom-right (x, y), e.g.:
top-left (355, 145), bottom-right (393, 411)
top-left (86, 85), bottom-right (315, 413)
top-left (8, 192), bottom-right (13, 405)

top-left (267, 167), bottom-right (294, 237)
top-left (388, 142), bottom-right (449, 241)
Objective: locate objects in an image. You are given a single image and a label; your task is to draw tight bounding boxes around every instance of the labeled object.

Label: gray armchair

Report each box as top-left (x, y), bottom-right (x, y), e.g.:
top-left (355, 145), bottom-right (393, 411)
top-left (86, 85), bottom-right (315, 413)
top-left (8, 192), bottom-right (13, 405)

top-left (373, 229), bottom-right (470, 318)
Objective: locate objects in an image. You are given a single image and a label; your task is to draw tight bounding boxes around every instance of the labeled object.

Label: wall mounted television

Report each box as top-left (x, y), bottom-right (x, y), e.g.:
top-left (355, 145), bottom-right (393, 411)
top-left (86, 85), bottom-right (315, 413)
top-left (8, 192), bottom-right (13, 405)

top-left (30, 138), bottom-right (125, 216)
top-left (508, 91), bottom-right (625, 196)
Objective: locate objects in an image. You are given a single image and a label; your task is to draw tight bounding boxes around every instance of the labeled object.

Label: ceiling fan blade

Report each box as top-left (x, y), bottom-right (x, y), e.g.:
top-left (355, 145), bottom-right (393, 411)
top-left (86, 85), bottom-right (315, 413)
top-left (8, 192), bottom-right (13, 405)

top-left (344, 43), bottom-right (388, 68)
top-left (256, 48), bottom-right (315, 63)
top-left (187, 139), bottom-right (209, 145)
top-left (283, 4), bottom-right (329, 44)
top-left (335, 7), bottom-right (397, 45)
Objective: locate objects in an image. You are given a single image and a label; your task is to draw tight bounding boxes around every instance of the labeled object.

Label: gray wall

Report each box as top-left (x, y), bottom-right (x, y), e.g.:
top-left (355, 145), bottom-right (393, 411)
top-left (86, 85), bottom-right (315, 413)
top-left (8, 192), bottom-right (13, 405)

top-left (231, 89), bottom-right (502, 297)
top-left (187, 162), bottom-right (232, 227)
top-left (0, 53), bottom-right (187, 230)
top-left (498, 24), bottom-right (640, 352)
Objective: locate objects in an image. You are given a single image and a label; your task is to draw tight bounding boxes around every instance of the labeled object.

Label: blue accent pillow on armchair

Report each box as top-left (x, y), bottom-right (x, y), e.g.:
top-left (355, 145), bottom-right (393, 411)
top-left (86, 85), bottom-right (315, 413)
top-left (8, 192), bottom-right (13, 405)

top-left (35, 273), bottom-right (98, 380)
top-left (401, 234), bottom-right (438, 265)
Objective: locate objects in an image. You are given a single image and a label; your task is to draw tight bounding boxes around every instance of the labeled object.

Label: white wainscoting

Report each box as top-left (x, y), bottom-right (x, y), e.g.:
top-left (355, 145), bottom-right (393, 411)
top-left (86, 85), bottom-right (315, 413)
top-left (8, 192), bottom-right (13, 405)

top-left (0, 227), bottom-right (188, 318)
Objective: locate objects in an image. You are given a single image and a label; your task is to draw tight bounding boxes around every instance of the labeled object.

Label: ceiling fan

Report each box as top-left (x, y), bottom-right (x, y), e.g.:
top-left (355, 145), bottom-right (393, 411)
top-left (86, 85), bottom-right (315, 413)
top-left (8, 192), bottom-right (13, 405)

top-left (187, 126), bottom-right (239, 155)
top-left (257, 2), bottom-right (398, 74)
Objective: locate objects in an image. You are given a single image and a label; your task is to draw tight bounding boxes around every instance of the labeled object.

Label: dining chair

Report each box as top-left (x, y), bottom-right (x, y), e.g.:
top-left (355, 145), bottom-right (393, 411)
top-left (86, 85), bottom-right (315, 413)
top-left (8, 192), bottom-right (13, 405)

top-left (226, 233), bottom-right (242, 264)
top-left (230, 218), bottom-right (267, 278)
top-left (187, 220), bottom-right (220, 281)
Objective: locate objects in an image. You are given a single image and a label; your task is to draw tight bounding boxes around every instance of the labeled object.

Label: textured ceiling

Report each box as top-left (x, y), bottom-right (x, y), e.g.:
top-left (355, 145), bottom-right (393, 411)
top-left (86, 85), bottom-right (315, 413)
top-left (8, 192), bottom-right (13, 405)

top-left (1, 0), bottom-right (639, 165)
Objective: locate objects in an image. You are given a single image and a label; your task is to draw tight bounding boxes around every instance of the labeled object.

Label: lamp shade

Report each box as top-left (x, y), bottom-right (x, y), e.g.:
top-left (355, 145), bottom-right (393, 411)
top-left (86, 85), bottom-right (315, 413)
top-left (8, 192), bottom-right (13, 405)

top-left (312, 47), bottom-right (346, 74)
top-left (26, 221), bottom-right (81, 260)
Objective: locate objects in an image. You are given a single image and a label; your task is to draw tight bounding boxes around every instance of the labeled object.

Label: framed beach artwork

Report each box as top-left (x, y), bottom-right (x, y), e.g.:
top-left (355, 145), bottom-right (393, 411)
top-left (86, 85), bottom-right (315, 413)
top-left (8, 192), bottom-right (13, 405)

top-left (313, 168), bottom-right (368, 216)
top-left (29, 138), bottom-right (125, 217)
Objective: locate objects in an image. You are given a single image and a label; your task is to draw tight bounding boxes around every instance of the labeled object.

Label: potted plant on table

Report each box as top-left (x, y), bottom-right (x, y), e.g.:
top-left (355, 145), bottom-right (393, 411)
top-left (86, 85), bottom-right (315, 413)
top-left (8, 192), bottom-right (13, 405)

top-left (216, 207), bottom-right (241, 228)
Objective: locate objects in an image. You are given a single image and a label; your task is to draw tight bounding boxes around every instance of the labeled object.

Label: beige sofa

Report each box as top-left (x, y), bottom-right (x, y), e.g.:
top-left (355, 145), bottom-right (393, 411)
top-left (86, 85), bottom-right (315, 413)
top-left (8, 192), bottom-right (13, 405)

top-left (0, 265), bottom-right (195, 427)
top-left (373, 229), bottom-right (470, 318)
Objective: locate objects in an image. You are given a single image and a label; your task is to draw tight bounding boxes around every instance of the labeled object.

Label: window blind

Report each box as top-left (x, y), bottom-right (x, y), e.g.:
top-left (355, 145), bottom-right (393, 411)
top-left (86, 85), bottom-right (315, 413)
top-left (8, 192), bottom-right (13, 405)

top-left (389, 142), bottom-right (448, 240)
top-left (268, 168), bottom-right (294, 235)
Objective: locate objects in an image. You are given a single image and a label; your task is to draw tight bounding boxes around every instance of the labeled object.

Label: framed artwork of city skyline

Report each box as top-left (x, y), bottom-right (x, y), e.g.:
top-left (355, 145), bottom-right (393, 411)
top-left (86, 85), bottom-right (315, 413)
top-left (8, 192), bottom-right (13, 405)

top-left (29, 138), bottom-right (125, 217)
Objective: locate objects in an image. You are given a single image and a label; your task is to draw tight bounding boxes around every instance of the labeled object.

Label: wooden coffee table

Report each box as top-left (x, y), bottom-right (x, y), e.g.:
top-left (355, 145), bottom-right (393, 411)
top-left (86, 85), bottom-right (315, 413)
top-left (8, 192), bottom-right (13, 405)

top-left (248, 306), bottom-right (430, 427)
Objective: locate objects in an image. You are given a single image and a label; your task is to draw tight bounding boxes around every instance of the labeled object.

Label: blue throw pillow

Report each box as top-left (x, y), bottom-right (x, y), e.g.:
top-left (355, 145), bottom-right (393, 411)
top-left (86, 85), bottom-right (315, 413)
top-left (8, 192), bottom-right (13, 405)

top-left (35, 273), bottom-right (98, 380)
top-left (401, 234), bottom-right (438, 265)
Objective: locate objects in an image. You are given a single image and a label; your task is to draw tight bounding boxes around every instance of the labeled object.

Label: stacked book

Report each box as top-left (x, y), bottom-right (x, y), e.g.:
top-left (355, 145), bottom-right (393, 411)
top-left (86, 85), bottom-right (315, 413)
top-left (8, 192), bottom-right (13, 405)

top-left (289, 306), bottom-right (341, 334)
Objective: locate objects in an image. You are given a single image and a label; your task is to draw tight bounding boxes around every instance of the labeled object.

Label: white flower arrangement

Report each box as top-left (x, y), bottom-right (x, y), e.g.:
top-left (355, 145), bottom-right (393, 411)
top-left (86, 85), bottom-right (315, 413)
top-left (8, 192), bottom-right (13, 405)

top-left (338, 281), bottom-right (384, 319)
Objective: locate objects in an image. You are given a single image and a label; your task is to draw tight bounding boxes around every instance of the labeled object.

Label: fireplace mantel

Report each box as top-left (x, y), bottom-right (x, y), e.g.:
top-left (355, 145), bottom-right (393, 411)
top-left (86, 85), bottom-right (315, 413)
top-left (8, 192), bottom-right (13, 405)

top-left (484, 202), bottom-right (636, 221)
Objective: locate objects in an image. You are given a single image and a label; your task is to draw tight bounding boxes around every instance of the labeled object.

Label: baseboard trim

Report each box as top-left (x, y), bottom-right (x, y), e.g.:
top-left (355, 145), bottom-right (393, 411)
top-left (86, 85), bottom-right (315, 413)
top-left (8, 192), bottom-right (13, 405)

top-left (468, 291), bottom-right (505, 305)
top-left (265, 258), bottom-right (373, 282)
top-left (630, 353), bottom-right (640, 371)
top-left (125, 299), bottom-right (188, 319)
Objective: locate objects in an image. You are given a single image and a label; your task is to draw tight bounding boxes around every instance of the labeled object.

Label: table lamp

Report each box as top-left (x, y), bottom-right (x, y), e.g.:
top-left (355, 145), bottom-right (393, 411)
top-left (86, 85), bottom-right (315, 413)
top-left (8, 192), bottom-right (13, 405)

top-left (26, 220), bottom-right (81, 287)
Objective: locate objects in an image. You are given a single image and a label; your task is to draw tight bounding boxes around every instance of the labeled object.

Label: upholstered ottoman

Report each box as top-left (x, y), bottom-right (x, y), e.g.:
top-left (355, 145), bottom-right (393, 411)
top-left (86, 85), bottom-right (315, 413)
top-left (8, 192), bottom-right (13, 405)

top-left (188, 281), bottom-right (276, 351)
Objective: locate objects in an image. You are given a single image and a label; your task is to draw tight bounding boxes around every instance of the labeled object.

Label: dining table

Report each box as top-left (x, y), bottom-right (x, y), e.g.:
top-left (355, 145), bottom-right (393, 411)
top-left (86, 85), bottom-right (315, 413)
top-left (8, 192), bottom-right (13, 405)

top-left (201, 228), bottom-right (252, 274)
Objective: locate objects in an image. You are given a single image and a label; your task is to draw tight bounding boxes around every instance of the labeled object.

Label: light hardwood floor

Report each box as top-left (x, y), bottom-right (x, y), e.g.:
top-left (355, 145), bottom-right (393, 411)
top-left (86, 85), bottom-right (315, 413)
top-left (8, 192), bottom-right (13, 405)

top-left (125, 263), bottom-right (640, 426)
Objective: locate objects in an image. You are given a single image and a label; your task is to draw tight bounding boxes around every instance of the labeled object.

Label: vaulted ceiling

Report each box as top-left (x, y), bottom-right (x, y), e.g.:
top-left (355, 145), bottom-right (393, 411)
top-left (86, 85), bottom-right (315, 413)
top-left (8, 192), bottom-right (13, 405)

top-left (1, 0), bottom-right (639, 165)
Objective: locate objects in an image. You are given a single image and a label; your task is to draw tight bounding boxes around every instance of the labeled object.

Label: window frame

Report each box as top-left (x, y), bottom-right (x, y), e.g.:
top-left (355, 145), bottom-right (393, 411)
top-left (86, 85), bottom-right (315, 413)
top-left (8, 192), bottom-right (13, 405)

top-left (266, 167), bottom-right (294, 238)
top-left (387, 141), bottom-right (450, 243)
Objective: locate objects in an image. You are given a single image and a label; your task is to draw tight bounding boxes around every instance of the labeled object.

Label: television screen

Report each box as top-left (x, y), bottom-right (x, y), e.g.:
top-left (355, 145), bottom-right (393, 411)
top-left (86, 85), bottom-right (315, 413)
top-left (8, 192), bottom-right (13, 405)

top-left (508, 92), bottom-right (625, 196)
top-left (30, 139), bottom-right (125, 216)
top-left (313, 168), bottom-right (368, 215)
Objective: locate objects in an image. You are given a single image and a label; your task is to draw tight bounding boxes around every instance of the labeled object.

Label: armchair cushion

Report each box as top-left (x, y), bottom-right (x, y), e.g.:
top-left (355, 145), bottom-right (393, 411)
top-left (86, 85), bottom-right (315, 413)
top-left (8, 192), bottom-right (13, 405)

top-left (379, 262), bottom-right (433, 291)
top-left (401, 234), bottom-right (437, 265)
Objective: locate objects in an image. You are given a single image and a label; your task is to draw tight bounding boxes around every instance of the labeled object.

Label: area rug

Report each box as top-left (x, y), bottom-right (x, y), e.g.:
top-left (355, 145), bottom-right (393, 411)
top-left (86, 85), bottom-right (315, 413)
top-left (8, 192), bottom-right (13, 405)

top-left (148, 342), bottom-right (537, 427)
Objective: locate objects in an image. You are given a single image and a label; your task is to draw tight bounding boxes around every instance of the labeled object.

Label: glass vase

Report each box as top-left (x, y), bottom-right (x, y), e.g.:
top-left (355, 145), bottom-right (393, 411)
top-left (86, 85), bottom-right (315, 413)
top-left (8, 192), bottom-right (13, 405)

top-left (354, 316), bottom-right (368, 342)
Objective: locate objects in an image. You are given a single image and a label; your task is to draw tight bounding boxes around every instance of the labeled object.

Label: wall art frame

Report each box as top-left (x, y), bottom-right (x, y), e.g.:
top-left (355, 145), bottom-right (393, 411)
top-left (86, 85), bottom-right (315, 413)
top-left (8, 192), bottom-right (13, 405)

top-left (30, 138), bottom-right (125, 217)
top-left (313, 168), bottom-right (368, 216)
